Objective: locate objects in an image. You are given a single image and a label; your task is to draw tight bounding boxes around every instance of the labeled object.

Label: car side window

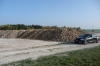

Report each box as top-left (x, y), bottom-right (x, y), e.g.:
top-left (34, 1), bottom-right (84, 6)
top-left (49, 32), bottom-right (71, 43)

top-left (89, 34), bottom-right (92, 37)
top-left (92, 34), bottom-right (94, 37)
top-left (92, 34), bottom-right (98, 38)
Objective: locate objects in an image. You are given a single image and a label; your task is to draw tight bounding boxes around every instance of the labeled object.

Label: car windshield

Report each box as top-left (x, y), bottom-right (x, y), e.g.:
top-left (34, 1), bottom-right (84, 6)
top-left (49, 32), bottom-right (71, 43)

top-left (79, 34), bottom-right (89, 37)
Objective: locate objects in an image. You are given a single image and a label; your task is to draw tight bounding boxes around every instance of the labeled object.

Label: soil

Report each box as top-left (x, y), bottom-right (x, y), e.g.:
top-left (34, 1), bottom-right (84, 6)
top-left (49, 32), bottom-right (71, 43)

top-left (0, 29), bottom-right (85, 42)
top-left (0, 38), bottom-right (100, 65)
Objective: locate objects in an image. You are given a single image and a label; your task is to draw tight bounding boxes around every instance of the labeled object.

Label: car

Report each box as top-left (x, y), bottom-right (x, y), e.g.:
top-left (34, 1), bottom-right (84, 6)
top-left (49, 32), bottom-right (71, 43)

top-left (74, 34), bottom-right (100, 44)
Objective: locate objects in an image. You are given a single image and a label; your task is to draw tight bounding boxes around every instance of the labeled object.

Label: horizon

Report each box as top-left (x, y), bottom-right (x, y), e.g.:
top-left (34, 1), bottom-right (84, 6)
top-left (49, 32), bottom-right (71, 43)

top-left (0, 0), bottom-right (100, 29)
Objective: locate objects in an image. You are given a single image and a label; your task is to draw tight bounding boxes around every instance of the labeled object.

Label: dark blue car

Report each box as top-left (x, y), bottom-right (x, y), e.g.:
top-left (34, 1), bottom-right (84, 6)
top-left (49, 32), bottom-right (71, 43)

top-left (74, 34), bottom-right (99, 44)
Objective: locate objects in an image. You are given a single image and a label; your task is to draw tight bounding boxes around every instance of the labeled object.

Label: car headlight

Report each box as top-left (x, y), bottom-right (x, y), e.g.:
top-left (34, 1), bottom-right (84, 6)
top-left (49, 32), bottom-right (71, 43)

top-left (80, 39), bottom-right (85, 40)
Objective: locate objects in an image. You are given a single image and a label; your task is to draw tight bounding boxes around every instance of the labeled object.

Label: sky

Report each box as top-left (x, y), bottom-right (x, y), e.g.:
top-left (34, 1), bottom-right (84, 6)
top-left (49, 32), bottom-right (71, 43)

top-left (0, 0), bottom-right (100, 29)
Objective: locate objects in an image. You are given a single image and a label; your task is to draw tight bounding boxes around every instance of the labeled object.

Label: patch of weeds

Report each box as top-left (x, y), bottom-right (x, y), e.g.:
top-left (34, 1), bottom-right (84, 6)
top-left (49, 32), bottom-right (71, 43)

top-left (2, 59), bottom-right (34, 66)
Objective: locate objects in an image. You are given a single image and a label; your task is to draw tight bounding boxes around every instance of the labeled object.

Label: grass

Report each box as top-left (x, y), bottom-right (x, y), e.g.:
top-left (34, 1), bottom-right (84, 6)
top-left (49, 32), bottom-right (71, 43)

top-left (2, 46), bottom-right (100, 66)
top-left (85, 29), bottom-right (100, 33)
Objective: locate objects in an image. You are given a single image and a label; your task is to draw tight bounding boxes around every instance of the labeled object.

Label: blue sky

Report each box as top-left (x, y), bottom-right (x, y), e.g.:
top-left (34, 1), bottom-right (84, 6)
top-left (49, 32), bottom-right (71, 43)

top-left (0, 0), bottom-right (100, 29)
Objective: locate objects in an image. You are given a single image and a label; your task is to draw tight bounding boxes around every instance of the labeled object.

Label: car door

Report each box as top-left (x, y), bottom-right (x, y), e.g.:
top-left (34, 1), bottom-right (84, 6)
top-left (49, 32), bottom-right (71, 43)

top-left (87, 34), bottom-right (93, 42)
top-left (92, 34), bottom-right (98, 42)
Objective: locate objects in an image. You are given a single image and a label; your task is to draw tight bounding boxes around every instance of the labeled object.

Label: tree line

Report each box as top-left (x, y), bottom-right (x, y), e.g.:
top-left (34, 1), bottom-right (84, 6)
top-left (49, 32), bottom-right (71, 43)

top-left (0, 24), bottom-right (81, 30)
top-left (0, 24), bottom-right (42, 30)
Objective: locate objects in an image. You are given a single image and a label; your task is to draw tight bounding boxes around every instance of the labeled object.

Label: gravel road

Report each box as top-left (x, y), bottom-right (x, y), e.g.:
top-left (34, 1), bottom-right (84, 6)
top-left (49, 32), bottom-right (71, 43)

top-left (0, 38), bottom-right (100, 65)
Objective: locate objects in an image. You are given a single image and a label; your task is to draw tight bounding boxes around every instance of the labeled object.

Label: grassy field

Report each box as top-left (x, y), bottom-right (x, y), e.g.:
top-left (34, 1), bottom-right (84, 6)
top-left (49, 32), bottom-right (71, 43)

top-left (2, 46), bottom-right (100, 66)
top-left (85, 29), bottom-right (100, 33)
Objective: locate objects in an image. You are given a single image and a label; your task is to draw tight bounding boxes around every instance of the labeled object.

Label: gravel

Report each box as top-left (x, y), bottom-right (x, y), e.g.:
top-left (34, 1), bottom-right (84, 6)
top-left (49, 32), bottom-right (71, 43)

top-left (0, 38), bottom-right (100, 65)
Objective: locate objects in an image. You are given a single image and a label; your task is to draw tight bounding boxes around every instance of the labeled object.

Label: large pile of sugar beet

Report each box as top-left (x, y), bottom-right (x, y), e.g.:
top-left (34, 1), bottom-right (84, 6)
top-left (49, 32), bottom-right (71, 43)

top-left (0, 28), bottom-right (85, 42)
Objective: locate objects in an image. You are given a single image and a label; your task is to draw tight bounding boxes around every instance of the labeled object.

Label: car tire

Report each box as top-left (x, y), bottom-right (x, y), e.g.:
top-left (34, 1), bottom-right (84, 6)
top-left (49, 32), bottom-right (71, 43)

top-left (96, 39), bottom-right (99, 43)
top-left (84, 40), bottom-right (88, 44)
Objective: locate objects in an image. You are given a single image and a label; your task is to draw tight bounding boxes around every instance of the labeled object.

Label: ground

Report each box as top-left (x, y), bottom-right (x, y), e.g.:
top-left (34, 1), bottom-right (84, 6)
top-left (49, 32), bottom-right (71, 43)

top-left (0, 38), bottom-right (100, 65)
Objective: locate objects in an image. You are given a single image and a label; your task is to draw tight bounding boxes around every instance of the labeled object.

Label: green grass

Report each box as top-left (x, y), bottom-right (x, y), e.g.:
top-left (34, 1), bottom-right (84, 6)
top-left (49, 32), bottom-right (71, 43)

top-left (85, 29), bottom-right (100, 33)
top-left (2, 46), bottom-right (100, 66)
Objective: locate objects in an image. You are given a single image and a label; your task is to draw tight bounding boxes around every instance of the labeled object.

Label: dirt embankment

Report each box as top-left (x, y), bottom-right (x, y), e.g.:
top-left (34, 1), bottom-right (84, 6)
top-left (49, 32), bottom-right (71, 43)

top-left (0, 29), bottom-right (85, 42)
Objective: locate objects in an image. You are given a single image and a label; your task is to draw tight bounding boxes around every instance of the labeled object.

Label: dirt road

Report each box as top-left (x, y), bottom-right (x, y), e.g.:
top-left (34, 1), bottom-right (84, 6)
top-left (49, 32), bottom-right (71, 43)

top-left (0, 39), bottom-right (100, 65)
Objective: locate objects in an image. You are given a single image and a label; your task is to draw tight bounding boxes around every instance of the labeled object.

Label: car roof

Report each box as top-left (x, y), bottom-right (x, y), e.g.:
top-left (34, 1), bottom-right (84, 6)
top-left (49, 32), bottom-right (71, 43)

top-left (83, 34), bottom-right (92, 35)
top-left (83, 33), bottom-right (98, 36)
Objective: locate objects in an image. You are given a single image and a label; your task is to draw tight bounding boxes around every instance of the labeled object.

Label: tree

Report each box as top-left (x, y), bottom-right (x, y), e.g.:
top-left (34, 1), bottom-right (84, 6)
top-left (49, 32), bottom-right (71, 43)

top-left (61, 26), bottom-right (67, 28)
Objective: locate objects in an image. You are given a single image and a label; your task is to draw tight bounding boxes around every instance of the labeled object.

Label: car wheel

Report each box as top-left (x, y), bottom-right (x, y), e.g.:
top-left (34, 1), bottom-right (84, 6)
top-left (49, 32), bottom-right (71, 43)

top-left (84, 40), bottom-right (88, 44)
top-left (96, 39), bottom-right (99, 43)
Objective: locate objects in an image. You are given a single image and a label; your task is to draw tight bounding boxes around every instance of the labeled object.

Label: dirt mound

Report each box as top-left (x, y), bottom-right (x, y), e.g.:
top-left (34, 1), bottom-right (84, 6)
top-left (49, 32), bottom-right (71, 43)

top-left (0, 30), bottom-right (18, 38)
top-left (0, 29), bottom-right (85, 42)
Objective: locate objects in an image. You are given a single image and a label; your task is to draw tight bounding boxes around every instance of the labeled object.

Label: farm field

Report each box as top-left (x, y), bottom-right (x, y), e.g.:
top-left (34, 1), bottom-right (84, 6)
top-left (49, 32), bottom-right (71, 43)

top-left (85, 29), bottom-right (100, 33)
top-left (0, 38), bottom-right (100, 66)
